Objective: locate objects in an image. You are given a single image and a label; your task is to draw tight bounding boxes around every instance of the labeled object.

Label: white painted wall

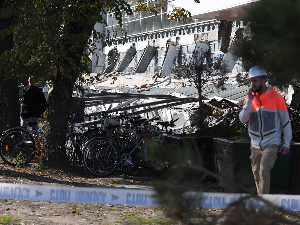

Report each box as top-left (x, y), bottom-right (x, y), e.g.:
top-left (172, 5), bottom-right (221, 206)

top-left (177, 35), bottom-right (195, 46)
top-left (221, 40), bottom-right (239, 73)
top-left (92, 23), bottom-right (105, 73)
top-left (136, 41), bottom-right (149, 51)
top-left (117, 43), bottom-right (132, 53)
top-left (161, 45), bottom-right (178, 77)
top-left (159, 38), bottom-right (171, 48)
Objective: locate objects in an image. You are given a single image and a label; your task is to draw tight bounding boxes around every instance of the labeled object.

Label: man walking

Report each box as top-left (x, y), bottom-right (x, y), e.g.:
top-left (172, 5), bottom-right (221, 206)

top-left (239, 66), bottom-right (292, 194)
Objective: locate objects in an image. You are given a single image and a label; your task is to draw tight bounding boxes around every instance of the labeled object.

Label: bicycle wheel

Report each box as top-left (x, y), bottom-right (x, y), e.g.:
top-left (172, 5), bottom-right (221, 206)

top-left (83, 137), bottom-right (118, 177)
top-left (116, 137), bottom-right (140, 175)
top-left (65, 133), bottom-right (85, 164)
top-left (79, 129), bottom-right (103, 151)
top-left (0, 127), bottom-right (35, 166)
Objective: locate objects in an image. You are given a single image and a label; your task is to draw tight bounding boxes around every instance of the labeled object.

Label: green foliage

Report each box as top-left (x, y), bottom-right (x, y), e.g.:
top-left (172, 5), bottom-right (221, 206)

top-left (0, 0), bottom-right (133, 162)
top-left (0, 214), bottom-right (19, 224)
top-left (0, 0), bottom-right (198, 84)
top-left (15, 151), bottom-right (28, 168)
top-left (134, 0), bottom-right (197, 21)
top-left (134, 0), bottom-right (166, 16)
top-left (123, 210), bottom-right (170, 224)
top-left (0, 0), bottom-right (132, 83)
top-left (235, 0), bottom-right (300, 88)
top-left (167, 7), bottom-right (191, 21)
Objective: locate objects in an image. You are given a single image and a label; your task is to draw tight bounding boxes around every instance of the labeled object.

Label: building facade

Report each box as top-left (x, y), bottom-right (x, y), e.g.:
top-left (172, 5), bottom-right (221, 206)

top-left (92, 0), bottom-right (248, 75)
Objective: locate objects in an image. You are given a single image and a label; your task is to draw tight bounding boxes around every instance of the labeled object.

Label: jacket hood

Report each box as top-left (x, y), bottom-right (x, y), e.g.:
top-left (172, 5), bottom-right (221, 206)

top-left (255, 86), bottom-right (275, 100)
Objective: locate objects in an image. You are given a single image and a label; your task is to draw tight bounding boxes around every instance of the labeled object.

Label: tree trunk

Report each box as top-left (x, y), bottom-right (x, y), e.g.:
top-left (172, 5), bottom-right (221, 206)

top-left (42, 18), bottom-right (93, 167)
top-left (218, 20), bottom-right (233, 54)
top-left (196, 68), bottom-right (202, 113)
top-left (43, 26), bottom-right (86, 166)
top-left (0, 76), bottom-right (20, 133)
top-left (0, 6), bottom-right (20, 134)
top-left (43, 72), bottom-right (76, 167)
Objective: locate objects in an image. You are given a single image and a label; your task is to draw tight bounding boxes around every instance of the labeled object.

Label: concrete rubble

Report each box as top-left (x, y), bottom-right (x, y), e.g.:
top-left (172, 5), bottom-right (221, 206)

top-left (74, 69), bottom-right (248, 134)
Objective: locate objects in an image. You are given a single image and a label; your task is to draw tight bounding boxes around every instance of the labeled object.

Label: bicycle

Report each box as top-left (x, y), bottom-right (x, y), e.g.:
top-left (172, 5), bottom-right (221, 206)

top-left (65, 111), bottom-right (108, 165)
top-left (0, 118), bottom-right (46, 166)
top-left (82, 116), bottom-right (169, 177)
top-left (66, 111), bottom-right (90, 164)
top-left (82, 115), bottom-right (141, 177)
top-left (105, 115), bottom-right (164, 175)
top-left (83, 136), bottom-right (119, 177)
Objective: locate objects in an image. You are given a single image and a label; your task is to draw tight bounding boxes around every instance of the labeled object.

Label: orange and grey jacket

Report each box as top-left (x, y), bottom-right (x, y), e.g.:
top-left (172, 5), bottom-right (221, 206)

top-left (239, 86), bottom-right (292, 150)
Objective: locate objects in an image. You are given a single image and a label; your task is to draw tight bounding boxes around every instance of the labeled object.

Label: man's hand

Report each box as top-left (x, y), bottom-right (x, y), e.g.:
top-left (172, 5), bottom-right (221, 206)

top-left (279, 146), bottom-right (290, 155)
top-left (247, 88), bottom-right (255, 99)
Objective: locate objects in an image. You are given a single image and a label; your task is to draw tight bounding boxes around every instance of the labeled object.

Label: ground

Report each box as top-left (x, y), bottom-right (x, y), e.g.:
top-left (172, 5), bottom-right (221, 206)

top-left (0, 162), bottom-right (300, 225)
top-left (0, 162), bottom-right (222, 225)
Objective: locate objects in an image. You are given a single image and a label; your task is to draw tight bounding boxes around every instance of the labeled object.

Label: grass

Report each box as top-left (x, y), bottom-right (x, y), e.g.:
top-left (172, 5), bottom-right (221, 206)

top-left (119, 210), bottom-right (170, 224)
top-left (15, 151), bottom-right (29, 168)
top-left (0, 214), bottom-right (19, 224)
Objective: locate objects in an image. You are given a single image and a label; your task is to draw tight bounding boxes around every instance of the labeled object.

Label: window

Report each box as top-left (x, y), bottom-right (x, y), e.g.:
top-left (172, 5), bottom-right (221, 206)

top-left (182, 46), bottom-right (187, 55)
top-left (122, 23), bottom-right (129, 34)
top-left (187, 45), bottom-right (195, 54)
top-left (107, 14), bottom-right (113, 26)
top-left (141, 9), bottom-right (152, 18)
top-left (158, 48), bottom-right (165, 57)
top-left (154, 14), bottom-right (162, 30)
top-left (133, 11), bottom-right (140, 20)
top-left (170, 18), bottom-right (177, 28)
top-left (141, 18), bottom-right (147, 33)
top-left (127, 21), bottom-right (135, 35)
top-left (134, 20), bottom-right (141, 34)
top-left (112, 16), bottom-right (118, 26)
top-left (123, 11), bottom-right (129, 23)
top-left (158, 57), bottom-right (163, 66)
top-left (146, 16), bottom-right (154, 32)
top-left (162, 14), bottom-right (170, 29)
top-left (177, 19), bottom-right (185, 26)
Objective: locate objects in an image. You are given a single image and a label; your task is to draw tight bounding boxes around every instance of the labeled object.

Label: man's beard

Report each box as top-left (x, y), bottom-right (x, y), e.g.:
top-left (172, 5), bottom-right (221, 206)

top-left (252, 83), bottom-right (262, 93)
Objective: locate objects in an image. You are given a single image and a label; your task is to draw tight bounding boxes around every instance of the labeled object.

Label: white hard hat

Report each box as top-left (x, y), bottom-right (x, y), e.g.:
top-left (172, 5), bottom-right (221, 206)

top-left (248, 66), bottom-right (267, 78)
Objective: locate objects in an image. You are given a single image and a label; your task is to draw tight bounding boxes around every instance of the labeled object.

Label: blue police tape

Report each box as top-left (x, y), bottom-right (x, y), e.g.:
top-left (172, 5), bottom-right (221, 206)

top-left (0, 183), bottom-right (300, 211)
top-left (201, 192), bottom-right (300, 211)
top-left (0, 183), bottom-right (154, 206)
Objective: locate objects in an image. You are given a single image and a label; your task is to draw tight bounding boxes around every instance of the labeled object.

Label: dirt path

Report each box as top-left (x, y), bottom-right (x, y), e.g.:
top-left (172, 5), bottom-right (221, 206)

top-left (0, 198), bottom-right (172, 224)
